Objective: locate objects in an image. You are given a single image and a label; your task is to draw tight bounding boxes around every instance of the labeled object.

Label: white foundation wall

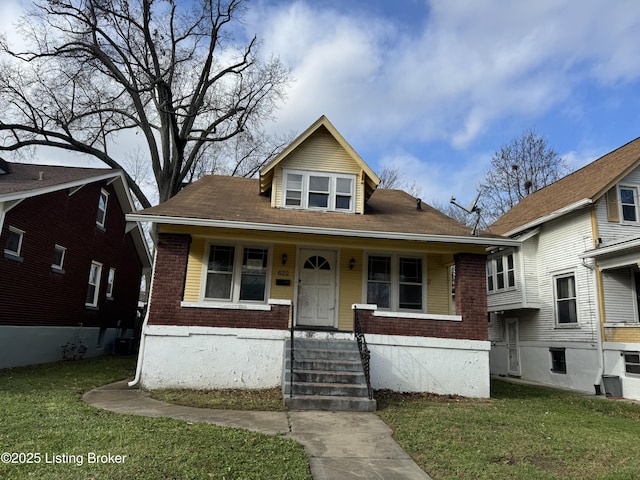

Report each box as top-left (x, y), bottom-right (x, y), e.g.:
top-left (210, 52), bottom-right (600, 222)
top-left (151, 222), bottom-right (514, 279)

top-left (604, 343), bottom-right (640, 401)
top-left (0, 325), bottom-right (119, 369)
top-left (139, 326), bottom-right (288, 390)
top-left (490, 341), bottom-right (599, 394)
top-left (366, 334), bottom-right (491, 398)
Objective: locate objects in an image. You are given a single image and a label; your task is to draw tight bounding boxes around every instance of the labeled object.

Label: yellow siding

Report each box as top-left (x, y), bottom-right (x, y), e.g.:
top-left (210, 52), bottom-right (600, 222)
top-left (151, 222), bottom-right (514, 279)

top-left (605, 327), bottom-right (640, 343)
top-left (270, 244), bottom-right (296, 300)
top-left (337, 248), bottom-right (364, 330)
top-left (426, 254), bottom-right (454, 315)
top-left (184, 237), bottom-right (206, 301)
top-left (159, 224), bottom-right (473, 324)
top-left (271, 128), bottom-right (366, 213)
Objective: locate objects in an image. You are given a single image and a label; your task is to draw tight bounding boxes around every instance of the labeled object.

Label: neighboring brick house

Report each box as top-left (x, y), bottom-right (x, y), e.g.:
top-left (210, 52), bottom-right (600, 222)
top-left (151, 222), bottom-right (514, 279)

top-left (487, 137), bottom-right (640, 401)
top-left (128, 116), bottom-right (517, 406)
top-left (0, 161), bottom-right (151, 368)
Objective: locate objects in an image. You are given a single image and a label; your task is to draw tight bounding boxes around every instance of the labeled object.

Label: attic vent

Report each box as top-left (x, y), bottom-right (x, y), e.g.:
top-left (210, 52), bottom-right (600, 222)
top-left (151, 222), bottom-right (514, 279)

top-left (38, 171), bottom-right (45, 181)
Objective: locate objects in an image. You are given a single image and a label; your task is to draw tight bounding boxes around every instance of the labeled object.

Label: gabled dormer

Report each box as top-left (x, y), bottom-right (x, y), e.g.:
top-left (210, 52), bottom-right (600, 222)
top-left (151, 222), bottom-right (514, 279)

top-left (259, 116), bottom-right (380, 214)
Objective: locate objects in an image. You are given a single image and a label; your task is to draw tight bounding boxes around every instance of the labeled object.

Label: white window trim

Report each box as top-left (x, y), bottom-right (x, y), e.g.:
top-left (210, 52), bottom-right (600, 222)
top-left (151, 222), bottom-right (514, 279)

top-left (363, 252), bottom-right (427, 313)
top-left (106, 267), bottom-right (116, 299)
top-left (86, 261), bottom-right (103, 307)
top-left (624, 351), bottom-right (640, 376)
top-left (282, 169), bottom-right (356, 213)
top-left (200, 242), bottom-right (272, 304)
top-left (52, 244), bottom-right (67, 271)
top-left (619, 185), bottom-right (639, 223)
top-left (96, 188), bottom-right (109, 228)
top-left (4, 226), bottom-right (24, 257)
top-left (553, 271), bottom-right (579, 327)
top-left (487, 251), bottom-right (516, 293)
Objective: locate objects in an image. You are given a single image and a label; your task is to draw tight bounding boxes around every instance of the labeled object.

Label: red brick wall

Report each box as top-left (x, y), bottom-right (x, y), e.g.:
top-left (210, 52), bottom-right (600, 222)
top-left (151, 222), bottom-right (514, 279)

top-left (454, 253), bottom-right (488, 341)
top-left (358, 252), bottom-right (488, 341)
top-left (0, 181), bottom-right (143, 328)
top-left (148, 233), bottom-right (289, 329)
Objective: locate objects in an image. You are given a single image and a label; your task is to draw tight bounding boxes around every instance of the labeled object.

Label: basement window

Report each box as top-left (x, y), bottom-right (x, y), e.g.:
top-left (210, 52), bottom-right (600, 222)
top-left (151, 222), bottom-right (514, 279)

top-left (550, 348), bottom-right (567, 374)
top-left (624, 352), bottom-right (640, 375)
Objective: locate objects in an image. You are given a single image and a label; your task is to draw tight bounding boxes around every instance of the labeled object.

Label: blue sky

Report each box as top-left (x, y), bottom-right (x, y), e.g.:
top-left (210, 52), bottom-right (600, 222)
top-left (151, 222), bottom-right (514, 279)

top-left (244, 0), bottom-right (640, 206)
top-left (2, 0), bottom-right (640, 207)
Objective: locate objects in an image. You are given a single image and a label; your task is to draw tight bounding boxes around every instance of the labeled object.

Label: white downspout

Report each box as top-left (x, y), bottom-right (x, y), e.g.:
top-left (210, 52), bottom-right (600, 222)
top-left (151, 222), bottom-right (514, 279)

top-left (583, 257), bottom-right (604, 392)
top-left (128, 247), bottom-right (158, 388)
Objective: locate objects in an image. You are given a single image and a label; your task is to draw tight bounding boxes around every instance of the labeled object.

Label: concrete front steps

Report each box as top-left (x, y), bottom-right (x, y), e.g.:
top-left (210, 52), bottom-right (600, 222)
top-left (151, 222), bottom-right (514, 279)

top-left (283, 336), bottom-right (376, 412)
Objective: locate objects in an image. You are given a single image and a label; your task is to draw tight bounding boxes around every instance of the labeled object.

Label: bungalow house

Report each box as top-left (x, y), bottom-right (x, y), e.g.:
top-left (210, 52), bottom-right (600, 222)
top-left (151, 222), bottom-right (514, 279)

top-left (487, 137), bottom-right (640, 401)
top-left (127, 116), bottom-right (518, 410)
top-left (0, 161), bottom-right (151, 368)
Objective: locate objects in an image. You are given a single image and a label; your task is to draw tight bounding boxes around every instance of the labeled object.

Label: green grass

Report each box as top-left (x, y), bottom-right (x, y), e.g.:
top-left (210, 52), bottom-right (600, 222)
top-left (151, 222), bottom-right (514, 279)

top-left (0, 356), bottom-right (310, 480)
top-left (151, 387), bottom-right (286, 411)
top-left (376, 380), bottom-right (640, 480)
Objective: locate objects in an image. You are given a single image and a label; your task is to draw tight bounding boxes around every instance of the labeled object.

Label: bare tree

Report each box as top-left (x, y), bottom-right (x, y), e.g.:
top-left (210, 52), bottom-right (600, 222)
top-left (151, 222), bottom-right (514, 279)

top-left (479, 129), bottom-right (568, 223)
top-left (0, 0), bottom-right (291, 207)
top-left (377, 166), bottom-right (423, 198)
top-left (430, 200), bottom-right (476, 226)
top-left (185, 129), bottom-right (295, 182)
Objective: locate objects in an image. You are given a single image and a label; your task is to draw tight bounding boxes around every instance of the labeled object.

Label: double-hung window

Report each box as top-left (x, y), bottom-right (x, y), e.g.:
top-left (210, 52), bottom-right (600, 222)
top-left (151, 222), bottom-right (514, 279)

top-left (487, 252), bottom-right (515, 292)
top-left (283, 170), bottom-right (355, 212)
top-left (555, 273), bottom-right (577, 324)
top-left (96, 189), bottom-right (109, 228)
top-left (620, 186), bottom-right (638, 222)
top-left (366, 254), bottom-right (424, 311)
top-left (86, 261), bottom-right (103, 307)
top-left (106, 268), bottom-right (116, 298)
top-left (52, 244), bottom-right (66, 271)
top-left (4, 226), bottom-right (24, 259)
top-left (204, 244), bottom-right (269, 303)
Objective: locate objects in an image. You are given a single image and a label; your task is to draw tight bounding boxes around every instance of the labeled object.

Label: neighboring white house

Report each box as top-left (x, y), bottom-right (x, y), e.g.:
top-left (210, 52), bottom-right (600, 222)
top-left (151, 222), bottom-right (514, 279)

top-left (487, 137), bottom-right (640, 400)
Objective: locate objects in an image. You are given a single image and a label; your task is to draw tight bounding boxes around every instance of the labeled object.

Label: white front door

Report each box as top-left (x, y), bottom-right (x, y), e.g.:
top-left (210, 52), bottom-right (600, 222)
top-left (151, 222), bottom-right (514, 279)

top-left (296, 249), bottom-right (337, 328)
top-left (506, 317), bottom-right (521, 376)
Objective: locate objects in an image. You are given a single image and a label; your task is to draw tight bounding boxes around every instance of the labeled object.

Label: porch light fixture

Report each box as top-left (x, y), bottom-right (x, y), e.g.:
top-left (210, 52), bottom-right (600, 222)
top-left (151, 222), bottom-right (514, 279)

top-left (349, 258), bottom-right (355, 270)
top-left (282, 253), bottom-right (288, 265)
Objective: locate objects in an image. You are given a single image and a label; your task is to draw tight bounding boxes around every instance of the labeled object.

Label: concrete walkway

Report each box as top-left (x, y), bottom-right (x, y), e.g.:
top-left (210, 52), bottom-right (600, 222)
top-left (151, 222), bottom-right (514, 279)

top-left (83, 381), bottom-right (431, 479)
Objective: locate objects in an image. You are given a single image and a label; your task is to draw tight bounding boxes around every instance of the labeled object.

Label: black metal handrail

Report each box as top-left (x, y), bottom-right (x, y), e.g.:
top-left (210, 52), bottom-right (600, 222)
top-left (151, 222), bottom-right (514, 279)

top-left (289, 306), bottom-right (295, 398)
top-left (353, 307), bottom-right (373, 400)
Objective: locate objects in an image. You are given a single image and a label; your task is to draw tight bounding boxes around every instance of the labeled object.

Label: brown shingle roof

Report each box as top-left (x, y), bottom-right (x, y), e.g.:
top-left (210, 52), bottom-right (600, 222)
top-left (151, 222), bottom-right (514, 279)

top-left (490, 137), bottom-right (640, 236)
top-left (0, 162), bottom-right (115, 197)
top-left (136, 175), bottom-right (497, 239)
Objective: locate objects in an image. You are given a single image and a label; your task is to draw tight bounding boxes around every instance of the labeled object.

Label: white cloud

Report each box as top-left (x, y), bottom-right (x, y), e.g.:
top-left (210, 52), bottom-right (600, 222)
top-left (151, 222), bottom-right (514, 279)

top-left (251, 0), bottom-right (640, 149)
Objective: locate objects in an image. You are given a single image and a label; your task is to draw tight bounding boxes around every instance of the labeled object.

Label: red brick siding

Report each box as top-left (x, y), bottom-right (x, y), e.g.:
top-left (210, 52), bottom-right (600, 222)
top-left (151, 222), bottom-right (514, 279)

top-left (148, 233), bottom-right (289, 329)
top-left (454, 253), bottom-right (488, 341)
top-left (0, 181), bottom-right (143, 328)
top-left (358, 253), bottom-right (488, 341)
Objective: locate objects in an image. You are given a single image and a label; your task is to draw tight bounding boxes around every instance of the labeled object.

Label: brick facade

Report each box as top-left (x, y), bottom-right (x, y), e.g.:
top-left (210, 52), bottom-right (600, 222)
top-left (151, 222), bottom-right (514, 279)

top-left (148, 233), bottom-right (290, 329)
top-left (358, 252), bottom-right (488, 341)
top-left (0, 181), bottom-right (143, 328)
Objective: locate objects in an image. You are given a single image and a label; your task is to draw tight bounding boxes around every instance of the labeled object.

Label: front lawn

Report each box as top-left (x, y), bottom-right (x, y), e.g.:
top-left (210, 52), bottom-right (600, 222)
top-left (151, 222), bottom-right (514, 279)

top-left (0, 356), bottom-right (310, 480)
top-left (376, 380), bottom-right (640, 479)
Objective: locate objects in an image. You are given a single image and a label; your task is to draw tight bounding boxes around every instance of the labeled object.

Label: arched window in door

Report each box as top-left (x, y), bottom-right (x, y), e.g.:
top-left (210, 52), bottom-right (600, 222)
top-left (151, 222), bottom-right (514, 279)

top-left (303, 256), bottom-right (331, 270)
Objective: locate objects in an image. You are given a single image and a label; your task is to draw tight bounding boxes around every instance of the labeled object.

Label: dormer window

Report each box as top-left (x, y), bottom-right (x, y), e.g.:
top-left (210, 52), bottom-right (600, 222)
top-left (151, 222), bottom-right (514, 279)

top-left (283, 170), bottom-right (355, 212)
